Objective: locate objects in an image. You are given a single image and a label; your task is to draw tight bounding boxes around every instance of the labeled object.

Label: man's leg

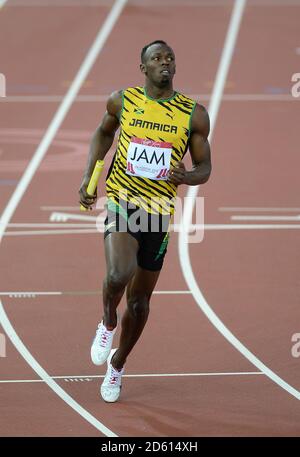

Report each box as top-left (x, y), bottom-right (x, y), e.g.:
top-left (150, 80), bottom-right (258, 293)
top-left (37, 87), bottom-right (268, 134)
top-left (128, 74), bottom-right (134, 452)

top-left (102, 232), bottom-right (139, 329)
top-left (111, 266), bottom-right (161, 370)
top-left (91, 231), bottom-right (139, 367)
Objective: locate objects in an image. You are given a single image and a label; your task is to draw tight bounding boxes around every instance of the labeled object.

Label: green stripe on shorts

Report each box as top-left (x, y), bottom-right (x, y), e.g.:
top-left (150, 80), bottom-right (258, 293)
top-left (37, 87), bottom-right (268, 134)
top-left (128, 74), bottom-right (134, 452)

top-left (155, 232), bottom-right (169, 261)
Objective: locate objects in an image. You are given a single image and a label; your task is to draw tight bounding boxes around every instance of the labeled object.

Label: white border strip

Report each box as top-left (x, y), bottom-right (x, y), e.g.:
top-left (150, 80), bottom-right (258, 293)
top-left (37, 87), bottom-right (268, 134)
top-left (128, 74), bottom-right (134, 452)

top-left (0, 0), bottom-right (128, 436)
top-left (0, 300), bottom-right (117, 436)
top-left (179, 0), bottom-right (300, 401)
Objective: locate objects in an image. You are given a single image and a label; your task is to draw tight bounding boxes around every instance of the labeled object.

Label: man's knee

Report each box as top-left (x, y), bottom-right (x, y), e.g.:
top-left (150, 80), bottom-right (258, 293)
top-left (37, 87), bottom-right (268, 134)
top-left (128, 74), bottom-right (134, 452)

top-left (106, 268), bottom-right (133, 292)
top-left (127, 294), bottom-right (150, 318)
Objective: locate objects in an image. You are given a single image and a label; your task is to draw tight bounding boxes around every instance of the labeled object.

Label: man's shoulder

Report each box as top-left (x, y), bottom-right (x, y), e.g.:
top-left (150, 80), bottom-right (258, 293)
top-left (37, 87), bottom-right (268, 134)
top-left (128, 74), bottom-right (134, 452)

top-left (123, 86), bottom-right (144, 96)
top-left (175, 92), bottom-right (208, 117)
top-left (107, 90), bottom-right (123, 117)
top-left (174, 91), bottom-right (195, 105)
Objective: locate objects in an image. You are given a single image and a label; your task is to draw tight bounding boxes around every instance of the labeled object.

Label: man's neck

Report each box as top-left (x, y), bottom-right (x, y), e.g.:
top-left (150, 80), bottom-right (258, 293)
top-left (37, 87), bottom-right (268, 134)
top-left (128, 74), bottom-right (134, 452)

top-left (144, 83), bottom-right (174, 100)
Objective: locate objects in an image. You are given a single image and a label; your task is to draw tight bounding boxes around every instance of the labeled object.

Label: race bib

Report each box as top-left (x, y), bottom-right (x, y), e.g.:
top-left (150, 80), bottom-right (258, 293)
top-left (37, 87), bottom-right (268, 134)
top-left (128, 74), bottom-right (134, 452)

top-left (126, 137), bottom-right (172, 180)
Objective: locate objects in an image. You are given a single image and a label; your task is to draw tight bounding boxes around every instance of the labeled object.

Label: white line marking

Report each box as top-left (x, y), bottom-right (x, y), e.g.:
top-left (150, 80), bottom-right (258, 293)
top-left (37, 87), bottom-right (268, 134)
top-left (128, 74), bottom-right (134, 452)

top-left (0, 0), bottom-right (128, 436)
top-left (5, 0), bottom-right (300, 8)
top-left (41, 206), bottom-right (86, 211)
top-left (4, 229), bottom-right (99, 236)
top-left (219, 207), bottom-right (300, 212)
top-left (8, 223), bottom-right (97, 227)
top-left (0, 372), bottom-right (263, 384)
top-left (0, 292), bottom-right (62, 297)
top-left (3, 224), bottom-right (300, 237)
top-left (213, 94), bottom-right (295, 101)
top-left (0, 290), bottom-right (191, 296)
top-left (204, 224), bottom-right (300, 229)
top-left (50, 212), bottom-right (99, 222)
top-left (174, 224), bottom-right (300, 230)
top-left (153, 290), bottom-right (191, 295)
top-left (231, 215), bottom-right (300, 221)
top-left (179, 0), bottom-right (300, 402)
top-left (0, 94), bottom-right (296, 103)
top-left (0, 0), bottom-right (8, 7)
top-left (0, 300), bottom-right (117, 436)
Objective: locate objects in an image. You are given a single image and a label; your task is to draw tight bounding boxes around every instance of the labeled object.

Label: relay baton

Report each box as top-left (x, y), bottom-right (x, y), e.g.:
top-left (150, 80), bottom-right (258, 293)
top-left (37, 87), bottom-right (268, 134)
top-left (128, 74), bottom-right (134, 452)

top-left (80, 159), bottom-right (104, 211)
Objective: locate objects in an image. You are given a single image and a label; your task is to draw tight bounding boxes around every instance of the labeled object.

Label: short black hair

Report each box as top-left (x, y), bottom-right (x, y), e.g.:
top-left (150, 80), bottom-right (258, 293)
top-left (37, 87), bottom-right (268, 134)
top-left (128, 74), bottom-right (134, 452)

top-left (141, 40), bottom-right (168, 63)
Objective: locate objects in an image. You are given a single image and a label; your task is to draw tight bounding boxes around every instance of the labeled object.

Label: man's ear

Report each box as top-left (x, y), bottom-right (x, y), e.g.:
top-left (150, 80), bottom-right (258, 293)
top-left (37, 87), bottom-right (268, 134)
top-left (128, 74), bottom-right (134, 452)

top-left (140, 63), bottom-right (146, 74)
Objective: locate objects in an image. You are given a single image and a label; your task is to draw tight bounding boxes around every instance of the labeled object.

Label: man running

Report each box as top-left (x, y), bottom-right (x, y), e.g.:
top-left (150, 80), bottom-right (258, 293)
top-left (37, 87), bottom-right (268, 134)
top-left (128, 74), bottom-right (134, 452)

top-left (79, 40), bottom-right (212, 402)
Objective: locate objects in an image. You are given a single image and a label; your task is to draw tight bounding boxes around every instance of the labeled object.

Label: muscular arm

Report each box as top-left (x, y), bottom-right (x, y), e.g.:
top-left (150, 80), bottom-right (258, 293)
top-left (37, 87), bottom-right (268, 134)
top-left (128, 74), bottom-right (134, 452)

top-left (185, 103), bottom-right (211, 185)
top-left (79, 90), bottom-right (122, 208)
top-left (168, 103), bottom-right (212, 186)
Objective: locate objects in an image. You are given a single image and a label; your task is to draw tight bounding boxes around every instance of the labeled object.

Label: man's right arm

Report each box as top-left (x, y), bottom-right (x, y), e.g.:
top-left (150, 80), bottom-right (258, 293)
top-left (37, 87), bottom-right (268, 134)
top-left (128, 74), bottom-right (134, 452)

top-left (79, 90), bottom-right (122, 209)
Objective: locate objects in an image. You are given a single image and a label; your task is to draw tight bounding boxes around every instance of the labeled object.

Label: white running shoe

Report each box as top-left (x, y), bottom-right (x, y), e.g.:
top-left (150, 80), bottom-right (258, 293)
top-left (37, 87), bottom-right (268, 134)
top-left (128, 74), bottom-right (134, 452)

top-left (90, 321), bottom-right (116, 366)
top-left (100, 348), bottom-right (124, 403)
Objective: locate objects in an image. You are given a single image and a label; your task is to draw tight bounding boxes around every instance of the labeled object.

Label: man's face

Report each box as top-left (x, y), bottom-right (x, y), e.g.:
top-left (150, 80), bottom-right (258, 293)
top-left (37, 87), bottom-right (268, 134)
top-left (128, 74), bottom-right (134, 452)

top-left (140, 44), bottom-right (176, 86)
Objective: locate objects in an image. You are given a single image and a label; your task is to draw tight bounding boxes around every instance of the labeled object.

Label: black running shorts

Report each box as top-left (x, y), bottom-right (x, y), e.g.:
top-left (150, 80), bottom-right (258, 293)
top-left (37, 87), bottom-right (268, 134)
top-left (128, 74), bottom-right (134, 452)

top-left (104, 199), bottom-right (171, 271)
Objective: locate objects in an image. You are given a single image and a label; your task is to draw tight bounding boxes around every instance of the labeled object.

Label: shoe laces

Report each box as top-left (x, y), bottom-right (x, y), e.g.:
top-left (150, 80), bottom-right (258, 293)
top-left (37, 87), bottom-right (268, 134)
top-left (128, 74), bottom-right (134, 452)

top-left (108, 365), bottom-right (123, 386)
top-left (96, 323), bottom-right (113, 348)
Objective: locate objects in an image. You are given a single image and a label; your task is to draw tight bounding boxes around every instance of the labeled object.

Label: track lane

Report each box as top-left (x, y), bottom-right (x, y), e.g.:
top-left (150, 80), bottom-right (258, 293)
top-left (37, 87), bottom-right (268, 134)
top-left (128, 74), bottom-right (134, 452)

top-left (186, 0), bottom-right (300, 407)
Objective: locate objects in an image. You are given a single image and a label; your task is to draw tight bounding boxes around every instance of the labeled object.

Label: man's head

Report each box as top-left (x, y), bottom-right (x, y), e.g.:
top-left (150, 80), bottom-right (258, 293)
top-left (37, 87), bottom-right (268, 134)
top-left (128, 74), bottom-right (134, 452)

top-left (140, 40), bottom-right (176, 88)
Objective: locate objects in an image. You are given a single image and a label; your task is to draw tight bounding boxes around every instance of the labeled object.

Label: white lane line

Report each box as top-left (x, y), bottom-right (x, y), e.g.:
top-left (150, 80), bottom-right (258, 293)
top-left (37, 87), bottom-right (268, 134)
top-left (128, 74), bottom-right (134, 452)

top-left (153, 290), bottom-right (191, 295)
top-left (4, 229), bottom-right (99, 236)
top-left (0, 372), bottom-right (263, 384)
top-left (0, 290), bottom-right (191, 296)
top-left (202, 224), bottom-right (300, 229)
top-left (0, 0), bottom-right (8, 7)
top-left (219, 207), bottom-right (300, 212)
top-left (0, 94), bottom-right (296, 102)
top-left (0, 0), bottom-right (128, 437)
top-left (179, 0), bottom-right (300, 402)
top-left (0, 300), bottom-right (117, 436)
top-left (174, 224), bottom-right (300, 230)
top-left (0, 292), bottom-right (63, 296)
top-left (49, 212), bottom-right (99, 222)
top-left (8, 223), bottom-right (97, 227)
top-left (231, 215), bottom-right (300, 221)
top-left (5, 1), bottom-right (300, 8)
top-left (41, 206), bottom-right (86, 211)
top-left (3, 224), bottom-right (300, 237)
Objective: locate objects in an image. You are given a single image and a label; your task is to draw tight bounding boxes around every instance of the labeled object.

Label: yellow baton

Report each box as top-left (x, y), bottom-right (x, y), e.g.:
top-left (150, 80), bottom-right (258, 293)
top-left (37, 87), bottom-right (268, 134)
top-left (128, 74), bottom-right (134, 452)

top-left (80, 159), bottom-right (104, 211)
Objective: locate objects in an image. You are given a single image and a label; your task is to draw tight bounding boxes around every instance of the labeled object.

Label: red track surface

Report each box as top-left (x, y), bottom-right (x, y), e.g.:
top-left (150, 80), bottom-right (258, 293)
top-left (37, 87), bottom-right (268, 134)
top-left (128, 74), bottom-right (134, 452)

top-left (0, 0), bottom-right (300, 437)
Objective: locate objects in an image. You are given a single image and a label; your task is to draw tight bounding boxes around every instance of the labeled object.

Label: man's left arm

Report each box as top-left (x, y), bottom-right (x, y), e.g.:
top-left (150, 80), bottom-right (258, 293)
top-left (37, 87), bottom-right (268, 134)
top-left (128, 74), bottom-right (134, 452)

top-left (168, 103), bottom-right (212, 185)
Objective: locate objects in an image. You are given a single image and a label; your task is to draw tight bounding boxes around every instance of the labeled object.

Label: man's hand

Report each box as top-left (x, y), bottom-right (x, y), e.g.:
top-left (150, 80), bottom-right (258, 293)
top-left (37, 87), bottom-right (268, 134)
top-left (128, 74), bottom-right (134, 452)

top-left (168, 161), bottom-right (186, 185)
top-left (78, 178), bottom-right (97, 210)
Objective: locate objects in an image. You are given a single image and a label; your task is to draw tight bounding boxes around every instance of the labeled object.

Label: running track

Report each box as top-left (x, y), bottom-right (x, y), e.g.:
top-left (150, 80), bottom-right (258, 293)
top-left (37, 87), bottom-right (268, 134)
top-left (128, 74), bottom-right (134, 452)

top-left (0, 0), bottom-right (300, 437)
